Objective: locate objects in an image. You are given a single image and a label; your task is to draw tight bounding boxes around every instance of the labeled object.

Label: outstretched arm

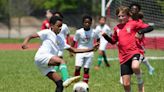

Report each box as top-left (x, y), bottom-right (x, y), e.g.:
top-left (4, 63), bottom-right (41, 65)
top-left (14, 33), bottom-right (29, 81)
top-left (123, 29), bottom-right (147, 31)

top-left (21, 33), bottom-right (39, 49)
top-left (66, 43), bottom-right (99, 53)
top-left (138, 26), bottom-right (153, 34)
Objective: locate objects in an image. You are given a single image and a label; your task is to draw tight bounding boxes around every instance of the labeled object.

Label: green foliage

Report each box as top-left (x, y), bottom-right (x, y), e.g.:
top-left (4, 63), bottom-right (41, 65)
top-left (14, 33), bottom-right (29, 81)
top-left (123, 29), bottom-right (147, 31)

top-left (156, 0), bottom-right (164, 14)
top-left (0, 49), bottom-right (164, 92)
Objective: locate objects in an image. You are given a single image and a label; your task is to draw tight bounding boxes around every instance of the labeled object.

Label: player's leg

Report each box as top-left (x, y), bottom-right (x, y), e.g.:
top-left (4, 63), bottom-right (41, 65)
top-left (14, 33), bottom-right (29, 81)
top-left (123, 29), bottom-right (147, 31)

top-left (131, 54), bottom-right (144, 92)
top-left (54, 51), bottom-right (64, 71)
top-left (142, 57), bottom-right (154, 75)
top-left (83, 57), bottom-right (92, 83)
top-left (49, 56), bottom-right (81, 88)
top-left (121, 60), bottom-right (133, 92)
top-left (74, 54), bottom-right (83, 76)
top-left (47, 72), bottom-right (64, 92)
top-left (102, 50), bottom-right (110, 67)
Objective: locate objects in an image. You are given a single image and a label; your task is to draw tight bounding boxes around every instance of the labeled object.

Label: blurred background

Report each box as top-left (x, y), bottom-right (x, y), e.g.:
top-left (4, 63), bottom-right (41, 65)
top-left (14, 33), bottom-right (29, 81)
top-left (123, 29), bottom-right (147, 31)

top-left (0, 0), bottom-right (163, 39)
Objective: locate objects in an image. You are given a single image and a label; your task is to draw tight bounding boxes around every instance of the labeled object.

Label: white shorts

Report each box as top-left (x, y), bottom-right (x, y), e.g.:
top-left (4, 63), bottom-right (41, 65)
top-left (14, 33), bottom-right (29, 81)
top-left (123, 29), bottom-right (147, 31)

top-left (99, 40), bottom-right (108, 51)
top-left (34, 53), bottom-right (56, 76)
top-left (75, 54), bottom-right (93, 68)
top-left (58, 51), bottom-right (63, 57)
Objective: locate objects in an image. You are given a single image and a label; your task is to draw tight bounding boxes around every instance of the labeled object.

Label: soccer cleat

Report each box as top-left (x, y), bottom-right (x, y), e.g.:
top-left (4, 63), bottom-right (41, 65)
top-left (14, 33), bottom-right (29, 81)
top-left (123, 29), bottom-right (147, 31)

top-left (63, 76), bottom-right (81, 88)
top-left (148, 67), bottom-right (154, 75)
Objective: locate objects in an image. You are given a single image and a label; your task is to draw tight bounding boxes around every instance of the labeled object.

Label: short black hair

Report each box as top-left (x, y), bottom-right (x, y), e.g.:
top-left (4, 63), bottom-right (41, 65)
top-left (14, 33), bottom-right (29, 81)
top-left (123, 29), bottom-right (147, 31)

top-left (52, 11), bottom-right (64, 18)
top-left (50, 16), bottom-right (63, 25)
top-left (82, 15), bottom-right (92, 23)
top-left (129, 2), bottom-right (141, 11)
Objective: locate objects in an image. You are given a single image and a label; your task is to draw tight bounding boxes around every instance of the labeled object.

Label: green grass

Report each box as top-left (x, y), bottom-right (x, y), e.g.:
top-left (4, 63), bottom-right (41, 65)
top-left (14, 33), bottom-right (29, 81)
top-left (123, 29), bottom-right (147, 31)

top-left (0, 38), bottom-right (40, 43)
top-left (0, 49), bottom-right (164, 92)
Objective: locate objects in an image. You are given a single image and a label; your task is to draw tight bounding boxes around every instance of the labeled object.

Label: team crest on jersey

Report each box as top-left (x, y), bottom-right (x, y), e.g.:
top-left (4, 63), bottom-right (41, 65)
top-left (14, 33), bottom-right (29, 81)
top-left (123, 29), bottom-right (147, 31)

top-left (126, 27), bottom-right (131, 33)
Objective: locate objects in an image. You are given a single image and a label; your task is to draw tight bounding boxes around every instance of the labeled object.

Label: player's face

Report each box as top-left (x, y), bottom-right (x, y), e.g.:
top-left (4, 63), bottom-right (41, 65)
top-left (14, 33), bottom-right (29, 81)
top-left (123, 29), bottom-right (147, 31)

top-left (117, 12), bottom-right (129, 24)
top-left (83, 19), bottom-right (92, 30)
top-left (46, 11), bottom-right (53, 20)
top-left (51, 20), bottom-right (62, 34)
top-left (131, 5), bottom-right (139, 14)
top-left (99, 18), bottom-right (106, 26)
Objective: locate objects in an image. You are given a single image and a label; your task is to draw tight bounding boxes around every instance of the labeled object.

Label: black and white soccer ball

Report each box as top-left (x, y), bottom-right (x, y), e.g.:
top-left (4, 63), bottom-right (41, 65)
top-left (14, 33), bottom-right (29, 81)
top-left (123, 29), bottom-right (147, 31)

top-left (73, 81), bottom-right (89, 92)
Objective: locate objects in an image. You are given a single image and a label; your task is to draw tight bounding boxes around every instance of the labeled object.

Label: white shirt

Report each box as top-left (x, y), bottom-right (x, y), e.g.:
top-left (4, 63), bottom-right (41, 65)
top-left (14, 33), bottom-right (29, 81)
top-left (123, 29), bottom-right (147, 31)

top-left (35, 29), bottom-right (70, 56)
top-left (95, 24), bottom-right (112, 43)
top-left (73, 28), bottom-right (99, 57)
top-left (59, 23), bottom-right (70, 40)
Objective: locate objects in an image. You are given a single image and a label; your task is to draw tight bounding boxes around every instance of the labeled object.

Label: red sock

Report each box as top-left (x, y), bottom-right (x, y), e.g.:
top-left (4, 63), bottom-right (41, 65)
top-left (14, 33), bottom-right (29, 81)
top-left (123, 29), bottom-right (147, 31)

top-left (74, 71), bottom-right (80, 76)
top-left (83, 74), bottom-right (89, 83)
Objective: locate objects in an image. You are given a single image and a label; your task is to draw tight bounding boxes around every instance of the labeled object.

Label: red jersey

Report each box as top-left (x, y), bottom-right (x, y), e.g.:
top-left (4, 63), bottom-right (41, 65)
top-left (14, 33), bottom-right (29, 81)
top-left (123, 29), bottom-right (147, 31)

top-left (41, 19), bottom-right (50, 30)
top-left (112, 20), bottom-right (149, 64)
top-left (135, 19), bottom-right (146, 55)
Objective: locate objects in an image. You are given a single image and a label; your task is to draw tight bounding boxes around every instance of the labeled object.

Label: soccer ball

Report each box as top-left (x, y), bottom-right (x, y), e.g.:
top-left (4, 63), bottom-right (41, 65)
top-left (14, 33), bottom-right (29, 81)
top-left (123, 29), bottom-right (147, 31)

top-left (73, 81), bottom-right (89, 92)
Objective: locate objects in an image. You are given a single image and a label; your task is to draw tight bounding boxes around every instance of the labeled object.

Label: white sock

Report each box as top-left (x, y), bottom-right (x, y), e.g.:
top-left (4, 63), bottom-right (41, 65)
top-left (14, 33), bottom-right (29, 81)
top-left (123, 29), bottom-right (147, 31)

top-left (142, 58), bottom-right (153, 70)
top-left (136, 73), bottom-right (143, 84)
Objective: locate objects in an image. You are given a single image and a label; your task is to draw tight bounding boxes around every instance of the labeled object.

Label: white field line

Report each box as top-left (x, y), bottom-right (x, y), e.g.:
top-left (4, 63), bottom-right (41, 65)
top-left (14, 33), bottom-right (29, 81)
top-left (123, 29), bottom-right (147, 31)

top-left (107, 56), bottom-right (164, 61)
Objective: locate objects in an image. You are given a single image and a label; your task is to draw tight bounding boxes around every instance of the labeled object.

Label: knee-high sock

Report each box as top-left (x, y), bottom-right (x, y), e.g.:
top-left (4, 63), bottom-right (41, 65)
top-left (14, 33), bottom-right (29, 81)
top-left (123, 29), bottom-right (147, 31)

top-left (83, 73), bottom-right (89, 83)
top-left (142, 58), bottom-right (153, 70)
top-left (59, 64), bottom-right (69, 81)
top-left (54, 66), bottom-right (59, 71)
top-left (103, 54), bottom-right (109, 65)
top-left (97, 55), bottom-right (103, 66)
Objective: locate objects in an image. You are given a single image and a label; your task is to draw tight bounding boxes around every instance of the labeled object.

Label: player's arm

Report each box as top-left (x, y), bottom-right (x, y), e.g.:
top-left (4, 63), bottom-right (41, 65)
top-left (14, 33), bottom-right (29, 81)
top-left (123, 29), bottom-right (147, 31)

top-left (137, 26), bottom-right (153, 34)
top-left (101, 32), bottom-right (116, 44)
top-left (66, 43), bottom-right (99, 53)
top-left (22, 33), bottom-right (39, 49)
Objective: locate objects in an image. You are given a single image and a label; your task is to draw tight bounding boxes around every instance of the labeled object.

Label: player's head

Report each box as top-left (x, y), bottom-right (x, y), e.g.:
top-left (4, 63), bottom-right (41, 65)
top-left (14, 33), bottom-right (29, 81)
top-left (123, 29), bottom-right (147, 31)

top-left (99, 16), bottom-right (106, 26)
top-left (46, 9), bottom-right (53, 20)
top-left (116, 6), bottom-right (131, 24)
top-left (53, 11), bottom-right (64, 19)
top-left (82, 15), bottom-right (92, 31)
top-left (129, 2), bottom-right (141, 14)
top-left (50, 16), bottom-right (63, 34)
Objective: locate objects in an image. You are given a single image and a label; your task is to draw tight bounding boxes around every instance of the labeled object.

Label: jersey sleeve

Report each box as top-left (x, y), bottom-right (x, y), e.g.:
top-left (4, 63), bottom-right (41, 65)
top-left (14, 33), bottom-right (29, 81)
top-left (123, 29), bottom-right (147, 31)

top-left (73, 31), bottom-right (80, 42)
top-left (37, 30), bottom-right (48, 40)
top-left (135, 20), bottom-right (149, 29)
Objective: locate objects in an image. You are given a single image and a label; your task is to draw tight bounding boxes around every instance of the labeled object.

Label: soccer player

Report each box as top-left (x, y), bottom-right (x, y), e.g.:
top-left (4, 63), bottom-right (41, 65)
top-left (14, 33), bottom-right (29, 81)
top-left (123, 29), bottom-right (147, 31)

top-left (129, 2), bottom-right (154, 75)
top-left (72, 15), bottom-right (100, 83)
top-left (41, 9), bottom-right (53, 30)
top-left (94, 16), bottom-right (112, 70)
top-left (102, 6), bottom-right (153, 92)
top-left (21, 16), bottom-right (98, 92)
top-left (52, 11), bottom-right (72, 72)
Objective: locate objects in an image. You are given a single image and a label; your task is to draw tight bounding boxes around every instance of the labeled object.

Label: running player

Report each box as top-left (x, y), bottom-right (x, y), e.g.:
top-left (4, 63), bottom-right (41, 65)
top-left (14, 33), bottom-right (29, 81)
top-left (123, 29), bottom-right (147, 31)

top-left (72, 15), bottom-right (100, 83)
top-left (94, 16), bottom-right (112, 70)
top-left (102, 6), bottom-right (153, 92)
top-left (22, 16), bottom-right (98, 92)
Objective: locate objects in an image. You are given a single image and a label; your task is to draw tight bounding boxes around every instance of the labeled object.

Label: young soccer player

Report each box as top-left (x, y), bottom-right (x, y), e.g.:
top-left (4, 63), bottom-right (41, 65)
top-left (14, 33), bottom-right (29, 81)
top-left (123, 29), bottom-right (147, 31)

top-left (102, 6), bottom-right (153, 92)
top-left (72, 15), bottom-right (100, 83)
top-left (22, 16), bottom-right (98, 92)
top-left (129, 2), bottom-right (154, 75)
top-left (94, 16), bottom-right (112, 70)
top-left (41, 9), bottom-right (53, 30)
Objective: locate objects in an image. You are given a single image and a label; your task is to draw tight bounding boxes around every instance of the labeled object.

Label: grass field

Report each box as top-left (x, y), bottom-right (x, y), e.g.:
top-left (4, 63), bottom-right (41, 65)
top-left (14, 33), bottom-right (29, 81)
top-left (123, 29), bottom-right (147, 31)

top-left (0, 49), bottom-right (164, 92)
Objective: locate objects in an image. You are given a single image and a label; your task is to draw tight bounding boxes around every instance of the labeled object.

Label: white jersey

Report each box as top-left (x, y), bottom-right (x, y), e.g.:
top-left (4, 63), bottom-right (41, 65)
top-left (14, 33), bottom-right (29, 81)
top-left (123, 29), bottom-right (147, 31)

top-left (95, 24), bottom-right (112, 43)
top-left (74, 28), bottom-right (99, 57)
top-left (35, 29), bottom-right (70, 57)
top-left (59, 23), bottom-right (70, 40)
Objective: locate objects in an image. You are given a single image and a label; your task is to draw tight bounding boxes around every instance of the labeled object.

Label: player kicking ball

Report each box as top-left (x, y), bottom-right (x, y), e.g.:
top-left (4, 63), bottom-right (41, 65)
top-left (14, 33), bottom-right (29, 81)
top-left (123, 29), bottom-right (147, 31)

top-left (22, 16), bottom-right (98, 92)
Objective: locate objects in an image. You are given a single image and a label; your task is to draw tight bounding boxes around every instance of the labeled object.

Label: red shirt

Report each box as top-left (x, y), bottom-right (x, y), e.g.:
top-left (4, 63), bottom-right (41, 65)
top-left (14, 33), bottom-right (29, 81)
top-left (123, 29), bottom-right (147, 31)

top-left (112, 20), bottom-right (149, 64)
top-left (135, 19), bottom-right (146, 55)
top-left (41, 19), bottom-right (50, 30)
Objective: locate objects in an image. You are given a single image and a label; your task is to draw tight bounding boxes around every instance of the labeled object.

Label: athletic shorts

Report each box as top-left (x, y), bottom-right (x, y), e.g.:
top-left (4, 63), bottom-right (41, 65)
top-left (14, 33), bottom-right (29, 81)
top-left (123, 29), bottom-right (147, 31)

top-left (75, 54), bottom-right (93, 68)
top-left (99, 40), bottom-right (108, 51)
top-left (34, 53), bottom-right (56, 76)
top-left (121, 54), bottom-right (143, 76)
